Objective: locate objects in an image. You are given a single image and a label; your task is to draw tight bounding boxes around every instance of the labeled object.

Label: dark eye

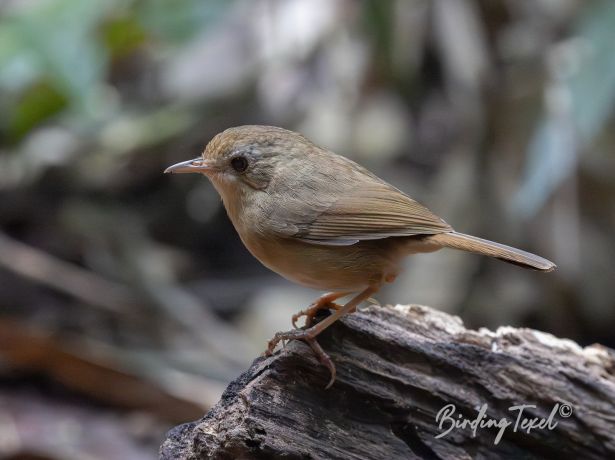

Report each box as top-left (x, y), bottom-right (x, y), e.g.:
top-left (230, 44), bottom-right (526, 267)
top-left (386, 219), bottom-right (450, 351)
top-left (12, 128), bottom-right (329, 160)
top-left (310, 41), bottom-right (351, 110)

top-left (230, 156), bottom-right (248, 173)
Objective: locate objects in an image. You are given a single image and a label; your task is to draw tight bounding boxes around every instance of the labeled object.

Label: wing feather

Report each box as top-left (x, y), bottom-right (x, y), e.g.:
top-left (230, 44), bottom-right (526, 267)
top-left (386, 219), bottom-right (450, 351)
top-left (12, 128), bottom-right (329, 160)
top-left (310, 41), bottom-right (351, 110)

top-left (268, 173), bottom-right (452, 246)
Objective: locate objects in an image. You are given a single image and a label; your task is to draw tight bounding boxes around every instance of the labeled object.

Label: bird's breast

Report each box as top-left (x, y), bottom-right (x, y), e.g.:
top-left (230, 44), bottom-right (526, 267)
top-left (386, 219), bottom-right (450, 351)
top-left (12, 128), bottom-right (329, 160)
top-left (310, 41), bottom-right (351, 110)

top-left (220, 188), bottom-right (413, 291)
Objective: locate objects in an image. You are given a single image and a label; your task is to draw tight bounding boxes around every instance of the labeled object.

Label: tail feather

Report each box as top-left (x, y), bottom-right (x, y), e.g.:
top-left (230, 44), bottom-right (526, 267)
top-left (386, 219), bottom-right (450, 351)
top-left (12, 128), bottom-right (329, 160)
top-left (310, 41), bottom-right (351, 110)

top-left (426, 232), bottom-right (556, 272)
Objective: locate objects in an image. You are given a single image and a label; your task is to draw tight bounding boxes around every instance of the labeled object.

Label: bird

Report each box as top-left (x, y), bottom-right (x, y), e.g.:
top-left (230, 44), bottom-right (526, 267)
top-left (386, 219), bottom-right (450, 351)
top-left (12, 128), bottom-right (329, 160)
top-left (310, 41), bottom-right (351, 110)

top-left (165, 125), bottom-right (555, 388)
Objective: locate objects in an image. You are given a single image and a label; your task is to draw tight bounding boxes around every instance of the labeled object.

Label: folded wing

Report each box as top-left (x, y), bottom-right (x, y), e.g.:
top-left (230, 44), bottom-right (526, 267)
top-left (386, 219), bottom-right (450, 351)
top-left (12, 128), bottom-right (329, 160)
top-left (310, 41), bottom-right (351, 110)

top-left (269, 178), bottom-right (452, 246)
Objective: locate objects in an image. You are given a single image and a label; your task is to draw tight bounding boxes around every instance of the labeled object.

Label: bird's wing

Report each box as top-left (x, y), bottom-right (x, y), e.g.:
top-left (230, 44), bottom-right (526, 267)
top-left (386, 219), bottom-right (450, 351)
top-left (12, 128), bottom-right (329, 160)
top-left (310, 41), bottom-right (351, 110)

top-left (268, 176), bottom-right (452, 246)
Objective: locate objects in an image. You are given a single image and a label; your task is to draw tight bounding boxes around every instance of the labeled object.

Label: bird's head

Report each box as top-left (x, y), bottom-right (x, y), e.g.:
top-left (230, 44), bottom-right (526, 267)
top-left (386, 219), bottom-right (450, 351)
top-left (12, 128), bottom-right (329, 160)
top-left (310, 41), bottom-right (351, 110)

top-left (165, 125), bottom-right (312, 199)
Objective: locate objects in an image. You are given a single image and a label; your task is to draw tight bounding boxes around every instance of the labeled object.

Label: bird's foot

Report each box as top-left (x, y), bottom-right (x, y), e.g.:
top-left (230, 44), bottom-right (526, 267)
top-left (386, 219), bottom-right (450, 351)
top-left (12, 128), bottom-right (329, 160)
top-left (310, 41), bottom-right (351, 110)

top-left (264, 328), bottom-right (337, 389)
top-left (292, 300), bottom-right (342, 329)
top-left (263, 287), bottom-right (378, 389)
top-left (265, 328), bottom-right (312, 355)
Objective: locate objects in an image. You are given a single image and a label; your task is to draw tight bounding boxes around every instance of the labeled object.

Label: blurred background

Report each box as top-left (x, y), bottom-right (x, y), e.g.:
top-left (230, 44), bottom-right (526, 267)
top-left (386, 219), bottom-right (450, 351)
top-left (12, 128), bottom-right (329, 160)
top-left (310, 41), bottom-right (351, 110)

top-left (1, 0), bottom-right (614, 458)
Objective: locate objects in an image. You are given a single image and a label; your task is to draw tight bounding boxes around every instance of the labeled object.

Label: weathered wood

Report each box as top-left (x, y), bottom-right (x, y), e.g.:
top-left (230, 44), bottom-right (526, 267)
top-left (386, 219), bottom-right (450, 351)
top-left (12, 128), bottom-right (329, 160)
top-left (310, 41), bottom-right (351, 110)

top-left (160, 304), bottom-right (615, 459)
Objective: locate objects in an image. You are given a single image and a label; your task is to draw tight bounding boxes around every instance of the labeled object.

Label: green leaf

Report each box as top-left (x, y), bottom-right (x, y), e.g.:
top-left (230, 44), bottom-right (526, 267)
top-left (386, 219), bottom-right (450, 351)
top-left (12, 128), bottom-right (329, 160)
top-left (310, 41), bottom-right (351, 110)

top-left (8, 80), bottom-right (68, 143)
top-left (102, 16), bottom-right (147, 59)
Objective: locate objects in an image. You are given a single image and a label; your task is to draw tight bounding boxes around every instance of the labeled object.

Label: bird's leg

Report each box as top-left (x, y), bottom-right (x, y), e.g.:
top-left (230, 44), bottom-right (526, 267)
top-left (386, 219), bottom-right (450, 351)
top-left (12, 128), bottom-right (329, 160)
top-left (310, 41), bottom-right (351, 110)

top-left (292, 291), bottom-right (353, 328)
top-left (265, 285), bottom-right (379, 388)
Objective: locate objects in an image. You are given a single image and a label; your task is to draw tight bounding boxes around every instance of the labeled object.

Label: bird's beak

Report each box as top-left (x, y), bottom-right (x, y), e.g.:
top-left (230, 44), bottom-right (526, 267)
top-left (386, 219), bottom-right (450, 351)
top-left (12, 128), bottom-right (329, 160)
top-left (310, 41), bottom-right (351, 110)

top-left (164, 157), bottom-right (214, 174)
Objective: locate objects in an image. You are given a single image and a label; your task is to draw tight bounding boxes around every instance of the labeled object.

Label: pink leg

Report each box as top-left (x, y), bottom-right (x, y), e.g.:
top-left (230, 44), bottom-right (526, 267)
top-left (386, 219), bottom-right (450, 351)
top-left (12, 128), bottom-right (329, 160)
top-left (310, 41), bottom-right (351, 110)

top-left (265, 285), bottom-right (380, 388)
top-left (291, 291), bottom-right (353, 328)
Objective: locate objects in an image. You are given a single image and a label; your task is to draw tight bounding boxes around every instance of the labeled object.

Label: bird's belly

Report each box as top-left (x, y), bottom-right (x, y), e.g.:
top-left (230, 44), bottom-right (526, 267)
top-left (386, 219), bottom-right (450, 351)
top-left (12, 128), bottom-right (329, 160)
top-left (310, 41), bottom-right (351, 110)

top-left (239, 231), bottom-right (404, 291)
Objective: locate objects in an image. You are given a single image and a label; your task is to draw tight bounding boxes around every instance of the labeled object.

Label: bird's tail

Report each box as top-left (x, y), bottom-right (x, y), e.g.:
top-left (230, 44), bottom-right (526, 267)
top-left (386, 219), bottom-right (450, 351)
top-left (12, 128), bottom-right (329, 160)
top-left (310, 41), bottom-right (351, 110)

top-left (425, 232), bottom-right (556, 272)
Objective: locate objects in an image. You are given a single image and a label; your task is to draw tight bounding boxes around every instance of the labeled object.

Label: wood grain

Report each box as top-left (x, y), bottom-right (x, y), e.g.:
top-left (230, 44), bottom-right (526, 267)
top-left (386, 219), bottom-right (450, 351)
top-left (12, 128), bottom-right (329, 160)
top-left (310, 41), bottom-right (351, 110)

top-left (160, 304), bottom-right (615, 459)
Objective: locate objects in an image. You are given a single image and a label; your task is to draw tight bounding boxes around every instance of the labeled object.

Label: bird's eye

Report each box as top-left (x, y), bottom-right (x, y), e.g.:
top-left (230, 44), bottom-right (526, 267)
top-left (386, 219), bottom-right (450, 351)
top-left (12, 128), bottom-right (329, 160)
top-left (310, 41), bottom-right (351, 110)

top-left (230, 156), bottom-right (248, 173)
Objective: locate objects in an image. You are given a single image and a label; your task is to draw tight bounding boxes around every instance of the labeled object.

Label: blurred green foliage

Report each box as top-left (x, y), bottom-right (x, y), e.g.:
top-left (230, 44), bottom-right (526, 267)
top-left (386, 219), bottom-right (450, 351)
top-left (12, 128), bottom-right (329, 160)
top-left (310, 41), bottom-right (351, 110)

top-left (0, 0), bottom-right (229, 141)
top-left (8, 79), bottom-right (67, 142)
top-left (0, 0), bottom-right (109, 114)
top-left (102, 16), bottom-right (147, 59)
top-left (516, 0), bottom-right (615, 216)
top-left (136, 0), bottom-right (228, 43)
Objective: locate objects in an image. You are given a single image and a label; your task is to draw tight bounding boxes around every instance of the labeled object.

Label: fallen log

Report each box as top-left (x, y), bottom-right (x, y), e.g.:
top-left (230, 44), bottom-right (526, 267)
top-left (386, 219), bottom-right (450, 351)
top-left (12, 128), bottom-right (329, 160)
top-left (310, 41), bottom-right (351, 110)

top-left (160, 304), bottom-right (615, 459)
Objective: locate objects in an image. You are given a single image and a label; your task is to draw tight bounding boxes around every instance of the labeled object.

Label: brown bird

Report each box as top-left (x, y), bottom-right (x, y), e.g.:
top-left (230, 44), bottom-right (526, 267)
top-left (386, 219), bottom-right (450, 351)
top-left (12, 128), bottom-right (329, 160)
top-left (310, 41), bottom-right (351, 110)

top-left (165, 125), bottom-right (555, 388)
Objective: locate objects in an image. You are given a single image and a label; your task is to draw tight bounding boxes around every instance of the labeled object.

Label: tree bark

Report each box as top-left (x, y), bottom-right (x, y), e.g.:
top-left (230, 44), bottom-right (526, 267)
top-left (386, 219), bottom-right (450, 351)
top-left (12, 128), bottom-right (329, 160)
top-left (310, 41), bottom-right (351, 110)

top-left (160, 304), bottom-right (615, 460)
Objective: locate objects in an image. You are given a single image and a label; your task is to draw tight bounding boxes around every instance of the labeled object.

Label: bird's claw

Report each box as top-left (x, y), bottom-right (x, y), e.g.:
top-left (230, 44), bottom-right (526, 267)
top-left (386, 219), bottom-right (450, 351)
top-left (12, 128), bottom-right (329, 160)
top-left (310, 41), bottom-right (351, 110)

top-left (305, 337), bottom-right (336, 389)
top-left (264, 328), bottom-right (337, 389)
top-left (266, 328), bottom-right (310, 355)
